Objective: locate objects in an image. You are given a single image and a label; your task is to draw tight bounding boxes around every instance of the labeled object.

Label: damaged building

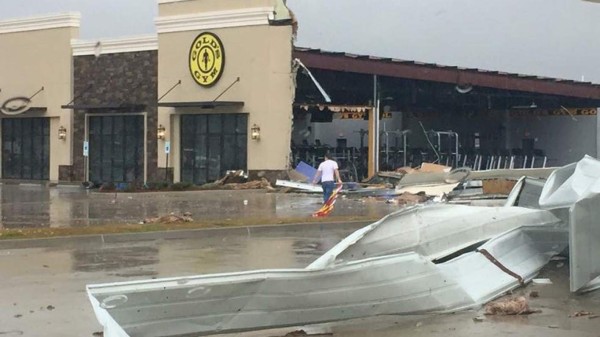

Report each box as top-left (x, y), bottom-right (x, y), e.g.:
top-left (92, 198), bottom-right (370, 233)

top-left (0, 0), bottom-right (599, 185)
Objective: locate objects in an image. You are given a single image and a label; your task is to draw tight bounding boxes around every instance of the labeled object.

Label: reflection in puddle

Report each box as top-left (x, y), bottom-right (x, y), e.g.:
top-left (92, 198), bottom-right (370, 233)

top-left (0, 185), bottom-right (397, 229)
top-left (72, 245), bottom-right (159, 273)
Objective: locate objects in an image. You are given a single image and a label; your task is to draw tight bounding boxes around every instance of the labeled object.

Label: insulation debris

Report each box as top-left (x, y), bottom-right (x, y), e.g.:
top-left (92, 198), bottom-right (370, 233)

top-left (569, 311), bottom-right (595, 318)
top-left (484, 296), bottom-right (538, 316)
top-left (385, 191), bottom-right (430, 205)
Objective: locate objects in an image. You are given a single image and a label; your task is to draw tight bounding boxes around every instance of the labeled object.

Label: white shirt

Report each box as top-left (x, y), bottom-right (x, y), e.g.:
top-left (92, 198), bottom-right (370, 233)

top-left (317, 159), bottom-right (338, 182)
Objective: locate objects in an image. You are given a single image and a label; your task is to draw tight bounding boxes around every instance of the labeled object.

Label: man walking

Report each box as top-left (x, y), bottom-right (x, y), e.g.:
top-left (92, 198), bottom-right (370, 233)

top-left (312, 152), bottom-right (342, 203)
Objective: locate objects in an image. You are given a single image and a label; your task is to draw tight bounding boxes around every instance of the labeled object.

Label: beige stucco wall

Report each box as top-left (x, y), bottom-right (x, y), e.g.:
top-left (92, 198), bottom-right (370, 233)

top-left (157, 0), bottom-right (294, 181)
top-left (0, 25), bottom-right (78, 181)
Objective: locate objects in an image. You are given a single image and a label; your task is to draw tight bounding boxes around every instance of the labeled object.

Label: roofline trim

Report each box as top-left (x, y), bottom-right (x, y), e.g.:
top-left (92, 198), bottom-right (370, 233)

top-left (294, 49), bottom-right (600, 100)
top-left (0, 12), bottom-right (80, 35)
top-left (155, 7), bottom-right (274, 34)
top-left (158, 0), bottom-right (196, 3)
top-left (72, 35), bottom-right (158, 56)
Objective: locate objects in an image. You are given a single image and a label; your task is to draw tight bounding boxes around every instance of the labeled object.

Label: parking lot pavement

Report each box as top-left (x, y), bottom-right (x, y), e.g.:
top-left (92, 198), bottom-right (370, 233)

top-left (0, 184), bottom-right (398, 229)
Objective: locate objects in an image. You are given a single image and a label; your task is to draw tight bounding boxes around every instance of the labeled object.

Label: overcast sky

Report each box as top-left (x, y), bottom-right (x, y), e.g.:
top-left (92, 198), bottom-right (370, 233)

top-left (1, 0), bottom-right (599, 83)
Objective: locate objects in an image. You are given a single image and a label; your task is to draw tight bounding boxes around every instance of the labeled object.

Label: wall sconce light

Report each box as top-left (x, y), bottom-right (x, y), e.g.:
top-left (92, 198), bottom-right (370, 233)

top-left (58, 125), bottom-right (67, 140)
top-left (157, 124), bottom-right (166, 140)
top-left (251, 124), bottom-right (260, 140)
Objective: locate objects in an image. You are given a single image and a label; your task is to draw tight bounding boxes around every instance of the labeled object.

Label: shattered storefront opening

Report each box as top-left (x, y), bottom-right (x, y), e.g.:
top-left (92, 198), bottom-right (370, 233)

top-left (292, 103), bottom-right (379, 180)
top-left (293, 48), bottom-right (600, 179)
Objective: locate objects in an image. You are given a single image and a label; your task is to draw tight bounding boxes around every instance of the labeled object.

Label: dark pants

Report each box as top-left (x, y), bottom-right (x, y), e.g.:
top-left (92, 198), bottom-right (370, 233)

top-left (322, 181), bottom-right (335, 203)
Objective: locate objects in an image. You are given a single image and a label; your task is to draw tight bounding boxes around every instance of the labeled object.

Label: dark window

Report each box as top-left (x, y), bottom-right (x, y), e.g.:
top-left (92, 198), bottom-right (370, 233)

top-left (180, 114), bottom-right (247, 184)
top-left (88, 115), bottom-right (144, 184)
top-left (2, 118), bottom-right (50, 180)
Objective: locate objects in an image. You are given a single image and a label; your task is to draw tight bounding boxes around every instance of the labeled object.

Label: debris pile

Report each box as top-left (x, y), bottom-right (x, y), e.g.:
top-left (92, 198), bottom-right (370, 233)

top-left (569, 311), bottom-right (596, 318)
top-left (385, 192), bottom-right (430, 205)
top-left (224, 178), bottom-right (274, 191)
top-left (142, 212), bottom-right (193, 224)
top-left (201, 170), bottom-right (275, 191)
top-left (484, 296), bottom-right (538, 315)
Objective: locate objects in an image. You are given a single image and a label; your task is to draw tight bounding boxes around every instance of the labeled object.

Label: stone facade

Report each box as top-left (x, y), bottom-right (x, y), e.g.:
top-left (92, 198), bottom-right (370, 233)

top-left (70, 51), bottom-right (159, 182)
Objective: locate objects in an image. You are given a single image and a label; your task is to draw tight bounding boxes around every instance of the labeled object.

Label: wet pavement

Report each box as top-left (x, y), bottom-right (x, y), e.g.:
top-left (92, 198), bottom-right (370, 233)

top-left (1, 185), bottom-right (599, 337)
top-left (0, 184), bottom-right (398, 228)
top-left (2, 221), bottom-right (600, 337)
top-left (0, 222), bottom-right (365, 336)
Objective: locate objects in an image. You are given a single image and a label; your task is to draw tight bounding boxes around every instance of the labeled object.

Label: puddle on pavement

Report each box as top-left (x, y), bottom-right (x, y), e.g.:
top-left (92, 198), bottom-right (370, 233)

top-left (0, 185), bottom-right (398, 229)
top-left (64, 224), bottom-right (355, 277)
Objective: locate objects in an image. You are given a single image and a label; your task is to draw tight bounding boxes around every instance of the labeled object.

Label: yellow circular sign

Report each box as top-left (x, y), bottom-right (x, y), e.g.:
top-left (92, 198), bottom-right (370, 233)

top-left (189, 32), bottom-right (225, 87)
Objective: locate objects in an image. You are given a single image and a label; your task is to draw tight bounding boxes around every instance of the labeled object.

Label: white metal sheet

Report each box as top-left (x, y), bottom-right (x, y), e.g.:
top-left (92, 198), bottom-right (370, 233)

top-left (308, 204), bottom-right (560, 269)
top-left (87, 206), bottom-right (567, 337)
top-left (539, 155), bottom-right (600, 292)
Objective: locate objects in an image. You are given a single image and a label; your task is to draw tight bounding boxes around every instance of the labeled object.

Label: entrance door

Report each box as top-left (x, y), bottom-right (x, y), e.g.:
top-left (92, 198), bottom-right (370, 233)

top-left (181, 114), bottom-right (247, 185)
top-left (2, 118), bottom-right (50, 180)
top-left (88, 115), bottom-right (144, 184)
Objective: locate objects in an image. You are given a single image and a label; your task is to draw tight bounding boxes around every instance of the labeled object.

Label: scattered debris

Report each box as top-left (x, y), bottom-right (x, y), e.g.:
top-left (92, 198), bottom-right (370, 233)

top-left (385, 192), bottom-right (430, 205)
top-left (92, 332), bottom-right (104, 337)
top-left (548, 325), bottom-right (560, 329)
top-left (482, 179), bottom-right (518, 195)
top-left (484, 296), bottom-right (539, 315)
top-left (225, 178), bottom-right (274, 191)
top-left (14, 314), bottom-right (22, 318)
top-left (529, 291), bottom-right (539, 298)
top-left (395, 166), bottom-right (417, 174)
top-left (569, 311), bottom-right (594, 318)
top-left (142, 213), bottom-right (194, 224)
top-left (276, 180), bottom-right (322, 192)
top-left (46, 305), bottom-right (55, 311)
top-left (396, 183), bottom-right (458, 198)
top-left (199, 171), bottom-right (274, 191)
top-left (418, 163), bottom-right (452, 173)
top-left (284, 330), bottom-right (307, 337)
top-left (91, 157), bottom-right (600, 337)
top-left (472, 316), bottom-right (485, 323)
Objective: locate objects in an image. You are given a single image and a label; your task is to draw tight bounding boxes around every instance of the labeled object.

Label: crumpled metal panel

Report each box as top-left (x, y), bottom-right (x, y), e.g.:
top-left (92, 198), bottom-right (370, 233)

top-left (308, 204), bottom-right (560, 269)
top-left (539, 155), bottom-right (600, 292)
top-left (504, 177), bottom-right (546, 208)
top-left (569, 195), bottom-right (600, 292)
top-left (87, 206), bottom-right (566, 337)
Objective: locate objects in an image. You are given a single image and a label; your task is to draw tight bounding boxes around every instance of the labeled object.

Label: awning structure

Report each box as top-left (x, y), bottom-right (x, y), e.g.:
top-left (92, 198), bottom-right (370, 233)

top-left (61, 103), bottom-right (146, 111)
top-left (156, 101), bottom-right (244, 109)
top-left (0, 107), bottom-right (47, 116)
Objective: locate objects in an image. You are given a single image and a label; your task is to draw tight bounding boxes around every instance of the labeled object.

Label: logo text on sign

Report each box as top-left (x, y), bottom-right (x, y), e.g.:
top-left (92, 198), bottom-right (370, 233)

top-left (189, 32), bottom-right (225, 87)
